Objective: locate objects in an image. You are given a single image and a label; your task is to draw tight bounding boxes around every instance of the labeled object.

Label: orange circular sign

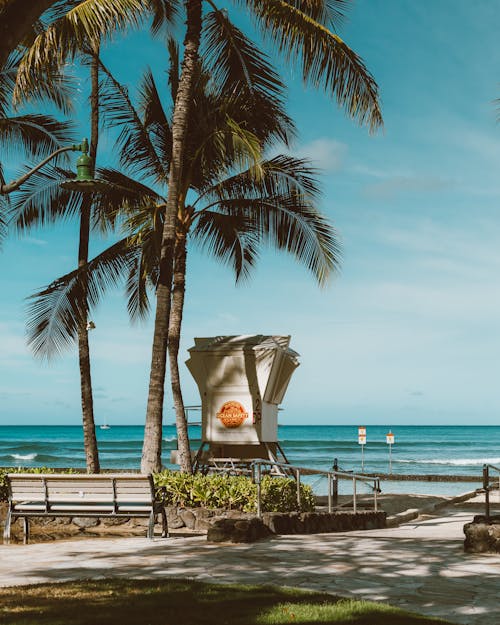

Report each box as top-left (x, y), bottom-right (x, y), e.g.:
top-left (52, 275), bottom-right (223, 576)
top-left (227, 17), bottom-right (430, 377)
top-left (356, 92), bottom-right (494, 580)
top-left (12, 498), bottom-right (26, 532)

top-left (216, 401), bottom-right (248, 428)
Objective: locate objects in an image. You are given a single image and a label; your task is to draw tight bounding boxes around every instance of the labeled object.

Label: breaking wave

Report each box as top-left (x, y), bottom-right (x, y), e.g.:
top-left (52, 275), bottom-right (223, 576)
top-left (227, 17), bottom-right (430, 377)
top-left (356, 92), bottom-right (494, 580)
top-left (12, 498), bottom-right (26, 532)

top-left (396, 457), bottom-right (500, 466)
top-left (10, 453), bottom-right (37, 461)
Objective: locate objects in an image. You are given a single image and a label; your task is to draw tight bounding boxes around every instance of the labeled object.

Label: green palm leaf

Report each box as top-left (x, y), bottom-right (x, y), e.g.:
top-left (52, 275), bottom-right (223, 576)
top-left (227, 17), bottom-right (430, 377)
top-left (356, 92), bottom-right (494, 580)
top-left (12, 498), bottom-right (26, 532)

top-left (203, 8), bottom-right (285, 100)
top-left (191, 209), bottom-right (260, 282)
top-left (203, 9), bottom-right (295, 148)
top-left (0, 115), bottom-right (74, 160)
top-left (11, 166), bottom-right (83, 231)
top-left (194, 191), bottom-right (339, 286)
top-left (125, 247), bottom-right (153, 322)
top-left (239, 0), bottom-right (383, 131)
top-left (26, 238), bottom-right (136, 359)
top-left (14, 0), bottom-right (179, 102)
top-left (98, 58), bottom-right (168, 184)
top-left (198, 155), bottom-right (321, 204)
top-left (0, 196), bottom-right (7, 247)
top-left (138, 69), bottom-right (172, 169)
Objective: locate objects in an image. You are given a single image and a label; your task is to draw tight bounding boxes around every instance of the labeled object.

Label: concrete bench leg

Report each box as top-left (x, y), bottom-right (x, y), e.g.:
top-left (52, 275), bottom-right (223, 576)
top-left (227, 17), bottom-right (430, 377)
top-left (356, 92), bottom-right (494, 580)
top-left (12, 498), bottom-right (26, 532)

top-left (148, 510), bottom-right (155, 539)
top-left (23, 517), bottom-right (29, 544)
top-left (3, 508), bottom-right (12, 545)
top-left (160, 508), bottom-right (168, 538)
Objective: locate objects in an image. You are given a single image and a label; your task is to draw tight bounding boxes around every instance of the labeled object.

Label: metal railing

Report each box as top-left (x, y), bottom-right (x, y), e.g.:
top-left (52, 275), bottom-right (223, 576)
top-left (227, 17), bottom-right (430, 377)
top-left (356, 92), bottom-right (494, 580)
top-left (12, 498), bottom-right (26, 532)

top-left (250, 459), bottom-right (380, 518)
top-left (482, 463), bottom-right (500, 521)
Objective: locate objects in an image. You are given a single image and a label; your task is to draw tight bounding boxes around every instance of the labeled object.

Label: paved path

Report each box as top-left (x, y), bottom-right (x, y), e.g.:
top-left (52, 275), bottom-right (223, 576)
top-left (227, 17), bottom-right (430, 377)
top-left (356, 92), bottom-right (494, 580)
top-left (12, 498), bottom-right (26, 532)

top-left (0, 505), bottom-right (498, 625)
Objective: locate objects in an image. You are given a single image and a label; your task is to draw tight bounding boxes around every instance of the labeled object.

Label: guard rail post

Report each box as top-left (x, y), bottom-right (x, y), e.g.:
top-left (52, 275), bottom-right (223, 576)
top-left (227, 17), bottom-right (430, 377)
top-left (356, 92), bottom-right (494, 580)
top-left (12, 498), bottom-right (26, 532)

top-left (255, 462), bottom-right (262, 519)
top-left (483, 464), bottom-right (490, 521)
top-left (327, 473), bottom-right (332, 513)
top-left (332, 458), bottom-right (339, 506)
top-left (296, 468), bottom-right (301, 510)
top-left (353, 476), bottom-right (357, 513)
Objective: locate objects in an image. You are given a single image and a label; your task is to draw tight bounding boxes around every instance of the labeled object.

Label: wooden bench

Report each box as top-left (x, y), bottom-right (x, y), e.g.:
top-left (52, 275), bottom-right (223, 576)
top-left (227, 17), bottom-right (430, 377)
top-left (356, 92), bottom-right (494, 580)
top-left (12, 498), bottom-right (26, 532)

top-left (3, 473), bottom-right (168, 544)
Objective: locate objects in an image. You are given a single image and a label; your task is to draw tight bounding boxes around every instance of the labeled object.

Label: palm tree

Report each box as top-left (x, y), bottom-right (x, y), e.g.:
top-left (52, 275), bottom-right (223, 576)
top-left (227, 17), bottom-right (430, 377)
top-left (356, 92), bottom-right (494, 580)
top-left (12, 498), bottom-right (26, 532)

top-left (75, 45), bottom-right (101, 472)
top-left (12, 46), bottom-right (105, 472)
top-left (142, 2), bottom-right (380, 473)
top-left (15, 1), bottom-right (382, 473)
top-left (17, 46), bottom-right (340, 473)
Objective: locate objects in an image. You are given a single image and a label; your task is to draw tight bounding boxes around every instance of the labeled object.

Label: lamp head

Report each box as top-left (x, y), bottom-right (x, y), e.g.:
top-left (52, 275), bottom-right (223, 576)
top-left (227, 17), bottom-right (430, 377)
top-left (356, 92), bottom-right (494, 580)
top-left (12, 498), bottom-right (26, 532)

top-left (60, 138), bottom-right (109, 192)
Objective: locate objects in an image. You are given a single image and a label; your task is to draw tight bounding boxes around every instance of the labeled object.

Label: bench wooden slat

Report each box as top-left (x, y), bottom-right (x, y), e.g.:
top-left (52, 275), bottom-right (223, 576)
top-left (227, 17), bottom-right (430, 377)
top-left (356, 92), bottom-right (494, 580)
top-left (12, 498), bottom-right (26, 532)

top-left (9, 473), bottom-right (148, 480)
top-left (3, 473), bottom-right (167, 543)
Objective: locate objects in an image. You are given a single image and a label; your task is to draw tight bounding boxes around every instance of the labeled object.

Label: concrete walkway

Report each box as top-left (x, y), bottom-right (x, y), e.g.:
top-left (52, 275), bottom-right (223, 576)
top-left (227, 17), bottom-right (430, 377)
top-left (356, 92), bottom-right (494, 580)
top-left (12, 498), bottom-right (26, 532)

top-left (0, 504), bottom-right (498, 625)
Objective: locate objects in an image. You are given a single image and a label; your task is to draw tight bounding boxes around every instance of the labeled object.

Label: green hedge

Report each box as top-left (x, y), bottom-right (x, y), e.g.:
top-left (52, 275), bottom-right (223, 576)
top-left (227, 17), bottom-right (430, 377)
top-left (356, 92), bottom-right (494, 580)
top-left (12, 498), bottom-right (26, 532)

top-left (154, 470), bottom-right (315, 513)
top-left (0, 468), bottom-right (315, 513)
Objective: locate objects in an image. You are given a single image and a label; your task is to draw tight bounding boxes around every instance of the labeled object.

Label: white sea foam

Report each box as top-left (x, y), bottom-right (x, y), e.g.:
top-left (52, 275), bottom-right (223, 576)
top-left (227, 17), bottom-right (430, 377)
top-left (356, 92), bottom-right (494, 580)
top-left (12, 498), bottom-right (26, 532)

top-left (396, 457), bottom-right (500, 466)
top-left (164, 436), bottom-right (177, 442)
top-left (10, 453), bottom-right (37, 461)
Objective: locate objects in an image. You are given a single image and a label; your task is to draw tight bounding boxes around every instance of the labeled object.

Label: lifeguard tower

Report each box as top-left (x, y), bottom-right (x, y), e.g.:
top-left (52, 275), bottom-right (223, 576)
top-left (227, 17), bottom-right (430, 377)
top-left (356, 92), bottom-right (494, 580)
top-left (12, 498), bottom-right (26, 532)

top-left (184, 335), bottom-right (299, 472)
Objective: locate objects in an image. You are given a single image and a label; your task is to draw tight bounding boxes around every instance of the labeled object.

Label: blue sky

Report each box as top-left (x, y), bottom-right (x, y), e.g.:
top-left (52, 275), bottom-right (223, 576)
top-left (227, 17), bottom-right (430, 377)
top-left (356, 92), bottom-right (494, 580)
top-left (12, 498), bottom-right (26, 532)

top-left (2, 0), bottom-right (500, 426)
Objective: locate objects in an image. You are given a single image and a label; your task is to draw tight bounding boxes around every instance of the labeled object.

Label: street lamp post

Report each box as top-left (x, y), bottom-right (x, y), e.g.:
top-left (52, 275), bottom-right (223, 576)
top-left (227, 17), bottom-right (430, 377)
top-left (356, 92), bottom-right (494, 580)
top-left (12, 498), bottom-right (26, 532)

top-left (0, 138), bottom-right (105, 195)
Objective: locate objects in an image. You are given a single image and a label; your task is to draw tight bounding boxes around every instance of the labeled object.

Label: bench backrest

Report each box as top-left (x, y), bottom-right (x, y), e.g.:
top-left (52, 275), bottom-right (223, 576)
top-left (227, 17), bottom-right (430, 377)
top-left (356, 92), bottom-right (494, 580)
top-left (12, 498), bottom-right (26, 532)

top-left (7, 473), bottom-right (155, 508)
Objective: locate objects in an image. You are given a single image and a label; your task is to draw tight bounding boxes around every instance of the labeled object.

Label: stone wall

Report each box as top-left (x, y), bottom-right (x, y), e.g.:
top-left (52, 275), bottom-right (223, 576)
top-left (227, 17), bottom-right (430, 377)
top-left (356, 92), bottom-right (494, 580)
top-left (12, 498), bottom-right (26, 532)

top-left (1, 502), bottom-right (386, 543)
top-left (207, 510), bottom-right (386, 543)
top-left (262, 510), bottom-right (386, 535)
top-left (464, 515), bottom-right (500, 553)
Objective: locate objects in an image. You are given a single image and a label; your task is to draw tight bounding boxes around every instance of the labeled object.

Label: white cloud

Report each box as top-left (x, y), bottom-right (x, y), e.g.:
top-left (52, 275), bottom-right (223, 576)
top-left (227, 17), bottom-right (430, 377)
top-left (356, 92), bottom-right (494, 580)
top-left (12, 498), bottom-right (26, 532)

top-left (21, 237), bottom-right (48, 247)
top-left (0, 322), bottom-right (30, 362)
top-left (295, 138), bottom-right (348, 172)
top-left (362, 175), bottom-right (449, 200)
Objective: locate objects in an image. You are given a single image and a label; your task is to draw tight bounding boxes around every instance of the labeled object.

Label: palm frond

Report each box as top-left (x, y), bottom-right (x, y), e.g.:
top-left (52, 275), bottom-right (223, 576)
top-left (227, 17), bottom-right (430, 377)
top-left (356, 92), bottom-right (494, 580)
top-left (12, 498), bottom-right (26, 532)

top-left (196, 192), bottom-right (340, 286)
top-left (26, 237), bottom-right (137, 359)
top-left (203, 9), bottom-right (285, 99)
top-left (11, 166), bottom-right (83, 232)
top-left (0, 54), bottom-right (18, 117)
top-left (7, 47), bottom-right (75, 115)
top-left (203, 10), bottom-right (296, 146)
top-left (14, 0), bottom-right (162, 102)
top-left (98, 58), bottom-right (168, 183)
top-left (0, 115), bottom-right (74, 161)
top-left (198, 155), bottom-right (321, 206)
top-left (149, 0), bottom-right (180, 36)
top-left (0, 196), bottom-right (8, 248)
top-left (191, 209), bottom-right (260, 282)
top-left (96, 167), bottom-right (164, 215)
top-left (125, 242), bottom-right (155, 322)
top-left (138, 69), bottom-right (172, 168)
top-left (285, 1), bottom-right (349, 28)
top-left (259, 192), bottom-right (341, 285)
top-left (188, 116), bottom-right (264, 191)
top-left (240, 0), bottom-right (383, 132)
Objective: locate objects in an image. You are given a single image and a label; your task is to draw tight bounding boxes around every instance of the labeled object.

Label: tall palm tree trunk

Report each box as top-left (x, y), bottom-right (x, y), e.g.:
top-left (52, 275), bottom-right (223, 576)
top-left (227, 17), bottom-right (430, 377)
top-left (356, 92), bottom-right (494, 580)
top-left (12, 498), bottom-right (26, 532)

top-left (78, 47), bottom-right (100, 473)
top-left (141, 0), bottom-right (202, 474)
top-left (168, 230), bottom-right (192, 474)
top-left (77, 202), bottom-right (99, 473)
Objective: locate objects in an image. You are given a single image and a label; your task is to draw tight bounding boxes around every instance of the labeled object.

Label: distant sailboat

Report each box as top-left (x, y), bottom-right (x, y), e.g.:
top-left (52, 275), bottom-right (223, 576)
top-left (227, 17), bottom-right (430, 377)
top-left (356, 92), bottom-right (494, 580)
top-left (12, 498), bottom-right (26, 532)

top-left (100, 418), bottom-right (110, 430)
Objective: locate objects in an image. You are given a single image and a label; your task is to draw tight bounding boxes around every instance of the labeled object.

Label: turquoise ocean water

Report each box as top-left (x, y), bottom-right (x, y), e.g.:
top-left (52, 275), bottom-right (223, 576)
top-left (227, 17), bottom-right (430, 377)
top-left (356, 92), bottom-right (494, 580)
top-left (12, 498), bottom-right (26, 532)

top-left (1, 425), bottom-right (498, 496)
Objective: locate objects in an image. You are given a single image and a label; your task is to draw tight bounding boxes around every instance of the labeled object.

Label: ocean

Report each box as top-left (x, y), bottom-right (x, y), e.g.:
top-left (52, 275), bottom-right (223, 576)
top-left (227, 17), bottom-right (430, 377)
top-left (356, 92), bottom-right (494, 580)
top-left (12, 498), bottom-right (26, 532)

top-left (1, 424), bottom-right (498, 496)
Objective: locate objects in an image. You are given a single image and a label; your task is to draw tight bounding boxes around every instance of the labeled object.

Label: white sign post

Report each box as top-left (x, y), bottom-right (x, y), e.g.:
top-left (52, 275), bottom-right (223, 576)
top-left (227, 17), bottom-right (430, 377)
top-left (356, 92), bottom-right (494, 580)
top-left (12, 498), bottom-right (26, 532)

top-left (358, 426), bottom-right (366, 471)
top-left (386, 431), bottom-right (395, 474)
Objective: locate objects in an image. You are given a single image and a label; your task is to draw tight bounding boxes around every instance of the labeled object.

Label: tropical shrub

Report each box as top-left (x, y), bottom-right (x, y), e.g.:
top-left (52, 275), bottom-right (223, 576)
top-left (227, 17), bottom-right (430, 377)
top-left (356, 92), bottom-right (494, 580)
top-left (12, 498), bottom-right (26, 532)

top-left (154, 470), bottom-right (314, 513)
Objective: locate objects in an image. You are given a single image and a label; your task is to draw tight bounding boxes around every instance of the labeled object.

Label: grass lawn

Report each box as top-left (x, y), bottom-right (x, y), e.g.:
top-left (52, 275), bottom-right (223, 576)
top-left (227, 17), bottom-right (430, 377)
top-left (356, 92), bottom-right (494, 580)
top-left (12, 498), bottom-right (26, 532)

top-left (0, 578), bottom-right (456, 624)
